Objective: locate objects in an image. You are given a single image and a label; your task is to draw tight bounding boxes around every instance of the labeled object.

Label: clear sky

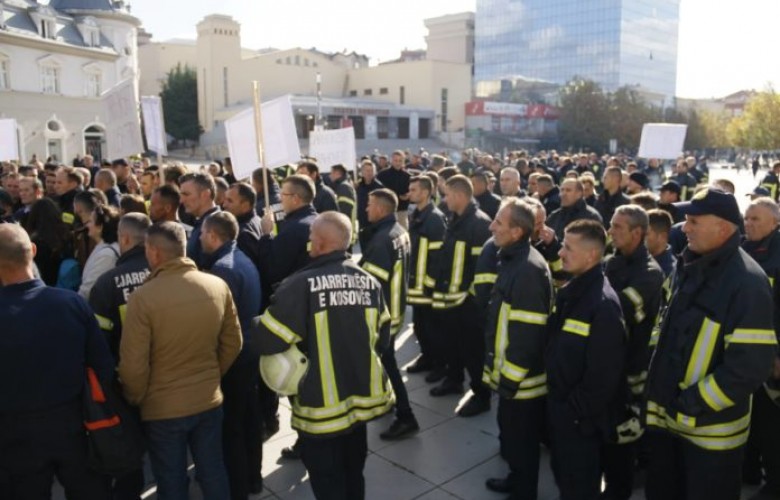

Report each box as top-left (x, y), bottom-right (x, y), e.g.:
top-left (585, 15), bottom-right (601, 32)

top-left (128, 0), bottom-right (780, 99)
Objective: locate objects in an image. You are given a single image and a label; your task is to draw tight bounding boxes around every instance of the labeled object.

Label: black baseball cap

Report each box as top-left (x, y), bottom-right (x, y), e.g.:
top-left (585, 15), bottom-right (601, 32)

top-left (629, 172), bottom-right (649, 189)
top-left (660, 181), bottom-right (681, 196)
top-left (673, 188), bottom-right (742, 226)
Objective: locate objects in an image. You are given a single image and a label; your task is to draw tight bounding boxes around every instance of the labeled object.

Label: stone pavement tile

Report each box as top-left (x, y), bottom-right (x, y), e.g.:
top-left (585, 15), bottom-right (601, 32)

top-left (413, 487), bottom-right (462, 499)
top-left (261, 431), bottom-right (310, 499)
top-left (364, 453), bottom-right (437, 499)
top-left (452, 393), bottom-right (500, 438)
top-left (367, 401), bottom-right (452, 452)
top-left (408, 383), bottom-right (470, 418)
top-left (375, 418), bottom-right (500, 486)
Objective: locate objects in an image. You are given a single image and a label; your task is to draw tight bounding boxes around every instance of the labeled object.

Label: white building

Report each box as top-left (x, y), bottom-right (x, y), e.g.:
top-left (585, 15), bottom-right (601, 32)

top-left (0, 0), bottom-right (140, 163)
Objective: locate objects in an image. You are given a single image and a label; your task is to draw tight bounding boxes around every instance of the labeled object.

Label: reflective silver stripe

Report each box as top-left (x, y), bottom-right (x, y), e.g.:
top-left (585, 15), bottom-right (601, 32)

top-left (450, 241), bottom-right (466, 294)
top-left (698, 375), bottom-right (735, 411)
top-left (314, 310), bottom-right (339, 407)
top-left (622, 287), bottom-right (645, 323)
top-left (365, 308), bottom-right (383, 398)
top-left (291, 400), bottom-right (394, 435)
top-left (260, 311), bottom-right (302, 343)
top-left (726, 328), bottom-right (777, 345)
top-left (413, 237), bottom-right (429, 291)
top-left (428, 241), bottom-right (443, 250)
top-left (362, 262), bottom-right (390, 282)
top-left (390, 260), bottom-right (403, 330)
top-left (683, 317), bottom-right (720, 387)
top-left (471, 246), bottom-right (483, 256)
top-left (508, 308), bottom-right (548, 325)
top-left (472, 273), bottom-right (497, 285)
top-left (562, 319), bottom-right (590, 337)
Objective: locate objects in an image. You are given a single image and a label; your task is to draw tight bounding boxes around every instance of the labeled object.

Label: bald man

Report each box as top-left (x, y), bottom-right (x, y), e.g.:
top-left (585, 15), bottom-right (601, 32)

top-left (0, 224), bottom-right (114, 497)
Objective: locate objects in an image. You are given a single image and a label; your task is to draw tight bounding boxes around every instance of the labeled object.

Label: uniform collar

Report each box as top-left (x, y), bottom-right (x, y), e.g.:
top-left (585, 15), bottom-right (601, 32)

top-left (148, 257), bottom-right (198, 281)
top-left (235, 209), bottom-right (258, 225)
top-left (116, 244), bottom-right (146, 266)
top-left (202, 241), bottom-right (236, 270)
top-left (286, 204), bottom-right (317, 220)
top-left (681, 231), bottom-right (741, 278)
top-left (305, 250), bottom-right (349, 270)
top-left (498, 238), bottom-right (530, 262)
top-left (558, 264), bottom-right (603, 301)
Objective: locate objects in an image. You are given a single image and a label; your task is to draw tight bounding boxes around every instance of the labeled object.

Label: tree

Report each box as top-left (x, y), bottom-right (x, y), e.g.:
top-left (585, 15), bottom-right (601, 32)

top-left (727, 87), bottom-right (780, 150)
top-left (160, 63), bottom-right (202, 144)
top-left (557, 78), bottom-right (611, 152)
top-left (609, 86), bottom-right (657, 151)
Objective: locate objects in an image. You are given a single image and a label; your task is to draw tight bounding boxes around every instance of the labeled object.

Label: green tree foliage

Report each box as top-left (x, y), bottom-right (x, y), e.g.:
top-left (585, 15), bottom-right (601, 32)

top-left (160, 63), bottom-right (202, 143)
top-left (727, 88), bottom-right (780, 150)
top-left (557, 78), bottom-right (611, 152)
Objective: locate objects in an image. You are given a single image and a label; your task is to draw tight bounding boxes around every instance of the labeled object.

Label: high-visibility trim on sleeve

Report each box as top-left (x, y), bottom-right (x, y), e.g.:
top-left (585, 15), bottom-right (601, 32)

top-left (725, 328), bottom-right (777, 346)
top-left (428, 241), bottom-right (443, 250)
top-left (472, 273), bottom-right (497, 286)
top-left (698, 375), bottom-right (735, 412)
top-left (508, 308), bottom-right (548, 325)
top-left (423, 275), bottom-right (436, 288)
top-left (362, 262), bottom-right (390, 282)
top-left (449, 241), bottom-right (466, 294)
top-left (622, 286), bottom-right (646, 323)
top-left (337, 196), bottom-right (355, 206)
top-left (94, 314), bottom-right (114, 331)
top-left (260, 310), bottom-right (302, 344)
top-left (413, 237), bottom-right (429, 291)
top-left (562, 319), bottom-right (590, 337)
top-left (62, 212), bottom-right (75, 225)
top-left (471, 246), bottom-right (483, 256)
top-left (548, 258), bottom-right (563, 272)
top-left (500, 360), bottom-right (528, 383)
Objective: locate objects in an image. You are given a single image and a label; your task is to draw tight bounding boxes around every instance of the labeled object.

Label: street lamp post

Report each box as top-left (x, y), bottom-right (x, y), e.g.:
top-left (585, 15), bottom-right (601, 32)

top-left (316, 72), bottom-right (323, 131)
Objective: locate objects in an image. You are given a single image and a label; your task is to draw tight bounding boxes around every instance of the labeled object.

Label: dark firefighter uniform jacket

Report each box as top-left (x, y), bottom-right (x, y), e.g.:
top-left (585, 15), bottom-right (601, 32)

top-left (646, 232), bottom-right (776, 451)
top-left (547, 198), bottom-right (603, 241)
top-left (743, 229), bottom-right (780, 344)
top-left (89, 244), bottom-right (150, 360)
top-left (256, 204), bottom-right (317, 293)
top-left (604, 244), bottom-right (664, 401)
top-left (483, 239), bottom-right (553, 401)
top-left (431, 201), bottom-right (492, 310)
top-left (359, 215), bottom-right (411, 336)
top-left (313, 179), bottom-right (338, 214)
top-left (759, 171), bottom-right (780, 202)
top-left (254, 251), bottom-right (395, 437)
top-left (408, 203), bottom-right (447, 307)
top-left (471, 238), bottom-right (499, 310)
top-left (534, 236), bottom-right (569, 289)
top-left (545, 265), bottom-right (628, 439)
top-left (332, 176), bottom-right (357, 236)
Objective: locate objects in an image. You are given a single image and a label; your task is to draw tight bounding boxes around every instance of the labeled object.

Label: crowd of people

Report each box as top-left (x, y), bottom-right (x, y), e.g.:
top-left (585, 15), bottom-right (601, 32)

top-left (1, 147), bottom-right (779, 500)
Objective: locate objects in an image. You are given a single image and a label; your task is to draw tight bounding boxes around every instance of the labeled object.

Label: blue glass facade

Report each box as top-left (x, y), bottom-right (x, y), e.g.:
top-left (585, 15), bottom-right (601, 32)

top-left (475, 0), bottom-right (680, 99)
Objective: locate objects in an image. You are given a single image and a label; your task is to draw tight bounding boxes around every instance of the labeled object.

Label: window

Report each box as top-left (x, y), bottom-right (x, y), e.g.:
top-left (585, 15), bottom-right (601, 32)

top-left (0, 58), bottom-right (8, 90)
top-left (399, 86), bottom-right (405, 104)
top-left (85, 71), bottom-right (101, 97)
top-left (304, 58), bottom-right (309, 66)
top-left (223, 67), bottom-right (228, 107)
top-left (379, 87), bottom-right (388, 95)
top-left (349, 90), bottom-right (357, 97)
top-left (295, 55), bottom-right (300, 65)
top-left (363, 89), bottom-right (372, 96)
top-left (40, 65), bottom-right (60, 94)
top-left (440, 88), bottom-right (448, 131)
top-left (285, 56), bottom-right (291, 64)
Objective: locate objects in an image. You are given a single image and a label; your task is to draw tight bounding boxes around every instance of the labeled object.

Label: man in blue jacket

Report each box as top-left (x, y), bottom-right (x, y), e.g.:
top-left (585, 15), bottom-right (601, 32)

top-left (0, 223), bottom-right (114, 498)
top-left (201, 211), bottom-right (263, 499)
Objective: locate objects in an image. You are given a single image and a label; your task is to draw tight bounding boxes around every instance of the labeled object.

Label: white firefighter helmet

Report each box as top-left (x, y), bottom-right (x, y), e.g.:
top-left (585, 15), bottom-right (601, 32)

top-left (259, 344), bottom-right (308, 396)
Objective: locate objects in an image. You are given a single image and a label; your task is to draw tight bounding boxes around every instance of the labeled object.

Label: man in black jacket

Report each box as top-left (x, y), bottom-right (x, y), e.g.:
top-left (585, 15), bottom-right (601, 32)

top-left (297, 161), bottom-right (337, 214)
top-left (472, 171), bottom-right (502, 219)
top-left (223, 182), bottom-right (263, 268)
top-left (377, 150), bottom-right (412, 229)
top-left (537, 175), bottom-right (560, 215)
top-left (482, 199), bottom-right (553, 499)
top-left (546, 220), bottom-right (627, 500)
top-left (547, 178), bottom-right (603, 240)
top-left (645, 188), bottom-right (776, 500)
top-left (357, 159), bottom-right (383, 232)
top-left (603, 205), bottom-right (664, 500)
top-left (596, 166), bottom-right (631, 229)
top-left (359, 188), bottom-right (419, 440)
top-left (330, 164), bottom-right (358, 242)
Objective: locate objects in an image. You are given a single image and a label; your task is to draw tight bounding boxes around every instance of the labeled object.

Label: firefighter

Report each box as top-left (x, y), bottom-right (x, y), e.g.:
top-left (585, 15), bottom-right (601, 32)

top-left (253, 212), bottom-right (394, 499)
top-left (546, 220), bottom-right (627, 500)
top-left (645, 188), bottom-right (776, 500)
top-left (482, 199), bottom-right (553, 499)
top-left (430, 175), bottom-right (492, 417)
top-left (406, 176), bottom-right (448, 382)
top-left (330, 164), bottom-right (358, 243)
top-left (758, 162), bottom-right (780, 203)
top-left (359, 188), bottom-right (419, 440)
top-left (602, 205), bottom-right (664, 500)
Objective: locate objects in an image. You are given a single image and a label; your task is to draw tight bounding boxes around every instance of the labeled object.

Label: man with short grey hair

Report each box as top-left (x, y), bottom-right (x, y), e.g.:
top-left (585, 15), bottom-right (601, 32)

top-left (119, 221), bottom-right (242, 499)
top-left (95, 168), bottom-right (121, 208)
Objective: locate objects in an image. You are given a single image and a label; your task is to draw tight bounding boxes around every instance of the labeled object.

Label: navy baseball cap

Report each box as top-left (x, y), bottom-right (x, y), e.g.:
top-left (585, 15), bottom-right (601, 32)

top-left (673, 188), bottom-right (742, 226)
top-left (660, 181), bottom-right (681, 195)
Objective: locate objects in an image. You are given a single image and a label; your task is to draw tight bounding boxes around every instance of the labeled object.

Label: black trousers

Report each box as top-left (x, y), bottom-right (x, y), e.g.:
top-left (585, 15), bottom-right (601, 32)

top-left (752, 388), bottom-right (780, 495)
top-left (300, 424), bottom-right (367, 500)
top-left (412, 305), bottom-right (441, 367)
top-left (381, 344), bottom-right (412, 419)
top-left (498, 397), bottom-right (545, 500)
top-left (438, 297), bottom-right (489, 398)
top-left (602, 441), bottom-right (635, 500)
top-left (222, 358), bottom-right (262, 500)
top-left (645, 430), bottom-right (743, 500)
top-left (547, 398), bottom-right (602, 500)
top-left (0, 399), bottom-right (111, 500)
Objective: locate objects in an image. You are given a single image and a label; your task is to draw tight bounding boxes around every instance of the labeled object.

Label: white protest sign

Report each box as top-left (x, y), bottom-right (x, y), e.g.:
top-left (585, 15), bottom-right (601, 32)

top-left (309, 127), bottom-right (357, 171)
top-left (140, 96), bottom-right (168, 156)
top-left (102, 79), bottom-right (143, 159)
top-left (225, 95), bottom-right (301, 181)
top-left (0, 119), bottom-right (19, 161)
top-left (637, 123), bottom-right (688, 160)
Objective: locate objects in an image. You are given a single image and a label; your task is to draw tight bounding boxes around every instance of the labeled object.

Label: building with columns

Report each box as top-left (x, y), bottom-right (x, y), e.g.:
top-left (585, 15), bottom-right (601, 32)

top-left (0, 0), bottom-right (141, 163)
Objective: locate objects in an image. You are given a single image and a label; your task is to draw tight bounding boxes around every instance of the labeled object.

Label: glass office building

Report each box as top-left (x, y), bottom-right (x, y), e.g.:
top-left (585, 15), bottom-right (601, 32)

top-left (475, 0), bottom-right (680, 100)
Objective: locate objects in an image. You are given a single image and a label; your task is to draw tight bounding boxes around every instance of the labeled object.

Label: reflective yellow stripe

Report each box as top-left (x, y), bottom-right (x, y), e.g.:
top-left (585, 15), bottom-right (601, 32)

top-left (698, 375), bottom-right (735, 411)
top-left (761, 183), bottom-right (778, 201)
top-left (337, 196), bottom-right (355, 206)
top-left (647, 399), bottom-right (752, 450)
top-left (508, 308), bottom-right (548, 325)
top-left (95, 314), bottom-right (113, 331)
top-left (500, 360), bottom-right (528, 383)
top-left (314, 310), bottom-right (339, 407)
top-left (118, 304), bottom-right (127, 326)
top-left (407, 295), bottom-right (432, 305)
top-left (628, 370), bottom-right (647, 395)
top-left (769, 276), bottom-right (775, 288)
top-left (471, 246), bottom-right (483, 256)
top-left (450, 241), bottom-right (466, 294)
top-left (683, 317), bottom-right (720, 387)
top-left (472, 273), bottom-right (497, 286)
top-left (428, 241), bottom-right (443, 250)
top-left (562, 319), bottom-right (590, 337)
top-left (260, 310), bottom-right (302, 344)
top-left (365, 308), bottom-right (383, 397)
top-left (62, 212), bottom-right (75, 224)
top-left (676, 413), bottom-right (696, 427)
top-left (291, 399), bottom-right (394, 435)
top-left (622, 287), bottom-right (646, 323)
top-left (423, 275), bottom-right (436, 288)
top-left (725, 328), bottom-right (777, 346)
top-left (306, 240), bottom-right (311, 251)
top-left (390, 260), bottom-right (402, 333)
top-left (362, 262), bottom-right (390, 282)
top-left (413, 237), bottom-right (429, 291)
top-left (379, 309), bottom-right (391, 326)
top-left (549, 258), bottom-right (563, 272)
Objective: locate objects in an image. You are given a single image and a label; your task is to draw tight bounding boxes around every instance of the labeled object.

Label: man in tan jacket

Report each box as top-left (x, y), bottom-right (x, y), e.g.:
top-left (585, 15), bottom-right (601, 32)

top-left (119, 221), bottom-right (242, 500)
